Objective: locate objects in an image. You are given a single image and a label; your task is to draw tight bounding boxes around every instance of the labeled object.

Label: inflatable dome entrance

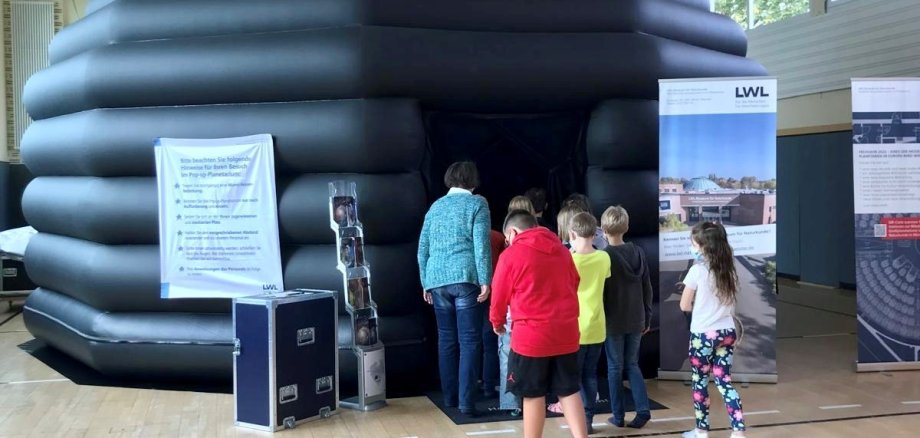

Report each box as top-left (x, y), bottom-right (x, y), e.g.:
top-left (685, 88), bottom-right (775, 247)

top-left (20, 0), bottom-right (764, 393)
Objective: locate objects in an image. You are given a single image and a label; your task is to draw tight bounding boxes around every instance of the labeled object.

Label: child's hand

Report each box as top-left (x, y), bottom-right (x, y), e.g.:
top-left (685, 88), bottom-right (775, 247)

top-left (422, 290), bottom-right (432, 305)
top-left (493, 325), bottom-right (506, 336)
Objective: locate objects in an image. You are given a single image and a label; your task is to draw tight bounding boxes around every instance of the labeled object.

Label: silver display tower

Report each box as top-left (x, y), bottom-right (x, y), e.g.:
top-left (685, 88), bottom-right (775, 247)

top-left (329, 181), bottom-right (387, 412)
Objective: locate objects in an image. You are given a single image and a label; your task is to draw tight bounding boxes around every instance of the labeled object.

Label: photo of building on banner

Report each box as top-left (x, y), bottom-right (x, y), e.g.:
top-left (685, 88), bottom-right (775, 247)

top-left (658, 78), bottom-right (778, 382)
top-left (851, 79), bottom-right (920, 371)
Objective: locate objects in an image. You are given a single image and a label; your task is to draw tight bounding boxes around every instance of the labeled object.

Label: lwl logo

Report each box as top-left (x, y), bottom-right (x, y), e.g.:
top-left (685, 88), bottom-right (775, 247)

top-left (262, 284), bottom-right (279, 291)
top-left (735, 86), bottom-right (770, 98)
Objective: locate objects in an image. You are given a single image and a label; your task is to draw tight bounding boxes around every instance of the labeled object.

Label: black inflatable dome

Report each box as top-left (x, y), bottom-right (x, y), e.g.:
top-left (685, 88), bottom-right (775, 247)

top-left (21, 0), bottom-right (764, 392)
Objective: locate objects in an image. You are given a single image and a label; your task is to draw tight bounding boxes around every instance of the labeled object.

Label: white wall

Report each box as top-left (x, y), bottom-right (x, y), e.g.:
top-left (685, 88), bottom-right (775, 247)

top-left (777, 89), bottom-right (851, 132)
top-left (745, 0), bottom-right (920, 131)
top-left (1, 0), bottom-right (84, 161)
top-left (748, 0), bottom-right (920, 100)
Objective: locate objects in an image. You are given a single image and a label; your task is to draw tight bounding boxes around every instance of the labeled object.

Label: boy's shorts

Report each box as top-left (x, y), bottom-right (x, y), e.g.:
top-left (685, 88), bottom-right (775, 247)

top-left (507, 350), bottom-right (580, 398)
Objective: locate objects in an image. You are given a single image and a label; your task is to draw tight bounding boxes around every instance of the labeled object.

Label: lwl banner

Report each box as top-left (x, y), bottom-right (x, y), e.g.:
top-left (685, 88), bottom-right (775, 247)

top-left (658, 78), bottom-right (778, 381)
top-left (155, 134), bottom-right (284, 299)
top-left (852, 78), bottom-right (920, 371)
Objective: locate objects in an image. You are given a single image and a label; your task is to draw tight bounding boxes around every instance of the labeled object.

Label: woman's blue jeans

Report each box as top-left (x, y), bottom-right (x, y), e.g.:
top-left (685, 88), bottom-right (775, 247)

top-left (431, 283), bottom-right (483, 411)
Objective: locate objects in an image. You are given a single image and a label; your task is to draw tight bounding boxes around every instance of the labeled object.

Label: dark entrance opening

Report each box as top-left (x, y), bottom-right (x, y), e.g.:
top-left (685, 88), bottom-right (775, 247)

top-left (422, 112), bottom-right (589, 229)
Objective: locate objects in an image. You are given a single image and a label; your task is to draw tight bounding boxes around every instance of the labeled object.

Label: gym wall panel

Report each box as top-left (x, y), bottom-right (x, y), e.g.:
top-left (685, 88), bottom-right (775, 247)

top-left (776, 134), bottom-right (802, 278)
top-left (748, 0), bottom-right (920, 98)
top-left (777, 131), bottom-right (855, 287)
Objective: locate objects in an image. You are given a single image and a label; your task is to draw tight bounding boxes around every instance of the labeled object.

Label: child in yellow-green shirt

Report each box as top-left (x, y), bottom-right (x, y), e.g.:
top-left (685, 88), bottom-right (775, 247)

top-left (569, 212), bottom-right (611, 435)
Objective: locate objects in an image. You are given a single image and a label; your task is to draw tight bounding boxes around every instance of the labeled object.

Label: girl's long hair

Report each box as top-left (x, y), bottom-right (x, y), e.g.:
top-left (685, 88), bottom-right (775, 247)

top-left (691, 222), bottom-right (738, 305)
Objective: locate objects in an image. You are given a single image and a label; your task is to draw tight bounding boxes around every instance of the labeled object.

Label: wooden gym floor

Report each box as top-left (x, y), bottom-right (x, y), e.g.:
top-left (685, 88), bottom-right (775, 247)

top-left (2, 280), bottom-right (919, 437)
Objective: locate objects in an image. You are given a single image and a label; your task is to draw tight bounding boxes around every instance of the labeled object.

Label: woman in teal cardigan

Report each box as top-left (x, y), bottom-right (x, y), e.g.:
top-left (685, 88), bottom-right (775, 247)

top-left (418, 161), bottom-right (493, 417)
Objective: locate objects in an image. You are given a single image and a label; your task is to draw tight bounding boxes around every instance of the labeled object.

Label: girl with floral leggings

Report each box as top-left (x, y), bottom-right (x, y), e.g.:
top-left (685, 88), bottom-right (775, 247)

top-left (679, 222), bottom-right (746, 438)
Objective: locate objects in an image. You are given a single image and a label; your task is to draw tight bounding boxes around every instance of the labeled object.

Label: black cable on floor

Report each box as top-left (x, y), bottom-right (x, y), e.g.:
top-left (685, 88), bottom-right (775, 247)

top-left (0, 310), bottom-right (23, 328)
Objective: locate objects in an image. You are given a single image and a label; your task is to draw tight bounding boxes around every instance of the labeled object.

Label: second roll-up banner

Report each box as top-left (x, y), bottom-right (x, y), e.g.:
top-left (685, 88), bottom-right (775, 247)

top-left (851, 78), bottom-right (920, 372)
top-left (658, 77), bottom-right (778, 382)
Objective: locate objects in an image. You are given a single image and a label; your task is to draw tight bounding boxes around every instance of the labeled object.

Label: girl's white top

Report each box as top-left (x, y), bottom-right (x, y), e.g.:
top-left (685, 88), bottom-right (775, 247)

top-left (685, 262), bottom-right (736, 333)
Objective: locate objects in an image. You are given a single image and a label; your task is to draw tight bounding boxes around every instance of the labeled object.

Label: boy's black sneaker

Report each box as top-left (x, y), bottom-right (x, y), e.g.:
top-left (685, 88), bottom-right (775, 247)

top-left (628, 414), bottom-right (651, 429)
top-left (608, 417), bottom-right (625, 427)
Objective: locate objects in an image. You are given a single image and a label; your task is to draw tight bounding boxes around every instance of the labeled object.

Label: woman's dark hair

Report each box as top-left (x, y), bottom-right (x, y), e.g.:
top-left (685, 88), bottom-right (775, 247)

top-left (691, 222), bottom-right (738, 306)
top-left (444, 161), bottom-right (480, 190)
top-left (562, 193), bottom-right (591, 214)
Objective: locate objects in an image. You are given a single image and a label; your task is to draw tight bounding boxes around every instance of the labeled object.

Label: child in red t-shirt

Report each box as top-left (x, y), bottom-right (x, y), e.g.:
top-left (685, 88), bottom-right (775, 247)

top-left (490, 210), bottom-right (587, 438)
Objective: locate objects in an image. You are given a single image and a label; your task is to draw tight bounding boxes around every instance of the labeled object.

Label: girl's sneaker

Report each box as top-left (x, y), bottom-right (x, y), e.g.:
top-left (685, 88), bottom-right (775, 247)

top-left (546, 402), bottom-right (563, 414)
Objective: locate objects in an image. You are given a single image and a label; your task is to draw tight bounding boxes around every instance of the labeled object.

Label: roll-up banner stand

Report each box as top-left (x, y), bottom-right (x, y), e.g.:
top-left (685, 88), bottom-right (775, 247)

top-left (155, 134), bottom-right (284, 299)
top-left (851, 78), bottom-right (920, 372)
top-left (658, 77), bottom-right (778, 383)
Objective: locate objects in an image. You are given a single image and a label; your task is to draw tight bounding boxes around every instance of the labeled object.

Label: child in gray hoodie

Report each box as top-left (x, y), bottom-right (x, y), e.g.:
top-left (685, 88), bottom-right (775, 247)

top-left (601, 206), bottom-right (653, 429)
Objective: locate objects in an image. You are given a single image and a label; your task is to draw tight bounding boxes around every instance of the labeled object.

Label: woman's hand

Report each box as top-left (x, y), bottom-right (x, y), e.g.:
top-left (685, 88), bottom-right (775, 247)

top-left (423, 290), bottom-right (432, 305)
top-left (477, 285), bottom-right (491, 303)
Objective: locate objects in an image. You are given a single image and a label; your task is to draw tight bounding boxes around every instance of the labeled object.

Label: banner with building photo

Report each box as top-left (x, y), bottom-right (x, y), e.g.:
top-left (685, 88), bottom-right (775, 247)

top-left (155, 134), bottom-right (284, 299)
top-left (658, 78), bottom-right (778, 381)
top-left (851, 78), bottom-right (920, 371)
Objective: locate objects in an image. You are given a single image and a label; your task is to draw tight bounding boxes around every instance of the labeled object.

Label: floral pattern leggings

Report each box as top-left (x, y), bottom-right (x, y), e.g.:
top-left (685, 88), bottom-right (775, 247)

top-left (689, 329), bottom-right (745, 432)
